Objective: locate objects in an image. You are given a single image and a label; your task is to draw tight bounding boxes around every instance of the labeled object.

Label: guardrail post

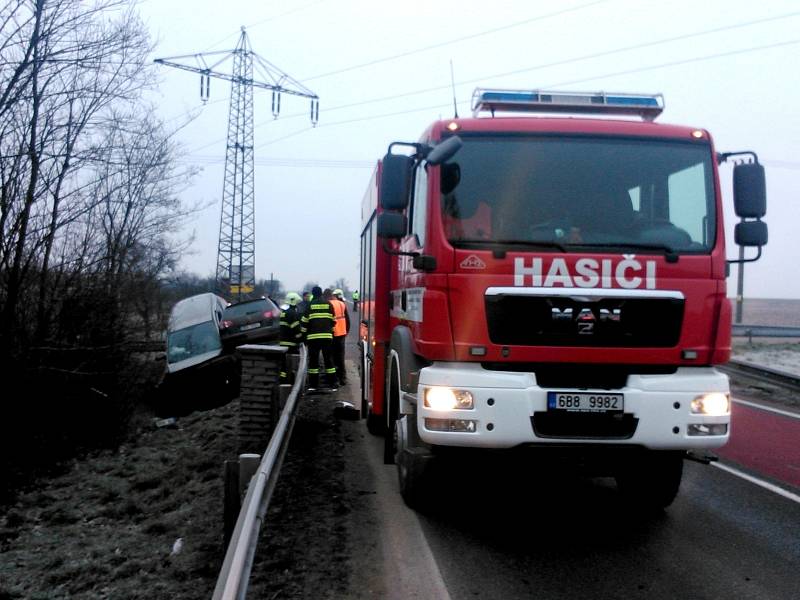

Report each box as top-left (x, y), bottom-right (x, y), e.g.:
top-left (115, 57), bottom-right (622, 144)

top-left (237, 345), bottom-right (288, 454)
top-left (238, 453), bottom-right (261, 496)
top-left (223, 459), bottom-right (240, 548)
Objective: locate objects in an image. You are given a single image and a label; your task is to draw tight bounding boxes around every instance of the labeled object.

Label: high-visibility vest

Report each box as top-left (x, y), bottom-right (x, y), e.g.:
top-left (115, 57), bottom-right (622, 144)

top-left (352, 291), bottom-right (359, 301)
top-left (331, 298), bottom-right (347, 337)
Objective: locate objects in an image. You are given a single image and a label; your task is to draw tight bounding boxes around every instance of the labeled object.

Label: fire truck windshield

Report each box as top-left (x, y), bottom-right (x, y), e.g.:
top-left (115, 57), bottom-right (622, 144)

top-left (439, 135), bottom-right (716, 253)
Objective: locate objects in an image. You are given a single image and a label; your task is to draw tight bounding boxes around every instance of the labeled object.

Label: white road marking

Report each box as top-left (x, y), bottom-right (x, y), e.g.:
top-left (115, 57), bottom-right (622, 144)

top-left (367, 445), bottom-right (453, 600)
top-left (712, 462), bottom-right (800, 504)
top-left (345, 356), bottom-right (452, 600)
top-left (733, 397), bottom-right (800, 420)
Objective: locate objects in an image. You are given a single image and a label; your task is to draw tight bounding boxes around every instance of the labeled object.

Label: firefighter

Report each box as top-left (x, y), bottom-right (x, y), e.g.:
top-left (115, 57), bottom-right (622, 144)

top-left (279, 292), bottom-right (303, 383)
top-left (301, 286), bottom-right (337, 391)
top-left (352, 289), bottom-right (359, 311)
top-left (330, 288), bottom-right (350, 386)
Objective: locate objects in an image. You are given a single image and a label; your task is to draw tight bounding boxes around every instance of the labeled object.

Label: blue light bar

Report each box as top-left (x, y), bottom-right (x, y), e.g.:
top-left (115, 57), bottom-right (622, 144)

top-left (471, 88), bottom-right (665, 121)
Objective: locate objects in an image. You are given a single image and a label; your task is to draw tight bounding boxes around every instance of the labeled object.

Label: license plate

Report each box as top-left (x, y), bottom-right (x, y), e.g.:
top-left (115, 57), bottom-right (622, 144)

top-left (241, 322), bottom-right (261, 331)
top-left (547, 391), bottom-right (624, 413)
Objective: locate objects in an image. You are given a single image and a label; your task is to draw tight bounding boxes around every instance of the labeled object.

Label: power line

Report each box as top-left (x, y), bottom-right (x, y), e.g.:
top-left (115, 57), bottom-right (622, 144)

top-left (184, 155), bottom-right (374, 168)
top-left (199, 0), bottom-right (329, 54)
top-left (252, 36), bottom-right (800, 143)
top-left (761, 160), bottom-right (800, 171)
top-left (299, 0), bottom-right (609, 82)
top-left (184, 10), bottom-right (800, 154)
top-left (547, 38), bottom-right (800, 89)
top-left (302, 10), bottom-right (800, 117)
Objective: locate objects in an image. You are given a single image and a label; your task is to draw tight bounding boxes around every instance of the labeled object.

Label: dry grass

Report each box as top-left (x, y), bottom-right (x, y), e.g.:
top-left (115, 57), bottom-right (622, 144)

top-left (0, 403), bottom-right (238, 599)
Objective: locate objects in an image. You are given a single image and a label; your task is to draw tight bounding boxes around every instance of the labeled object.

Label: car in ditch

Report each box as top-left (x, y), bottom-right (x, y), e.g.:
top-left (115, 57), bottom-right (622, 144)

top-left (166, 293), bottom-right (228, 371)
top-left (157, 293), bottom-right (239, 415)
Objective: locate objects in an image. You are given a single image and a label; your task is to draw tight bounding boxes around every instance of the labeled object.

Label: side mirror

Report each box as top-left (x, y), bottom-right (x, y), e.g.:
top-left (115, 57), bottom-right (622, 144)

top-left (380, 154), bottom-right (414, 211)
top-left (734, 220), bottom-right (768, 247)
top-left (426, 135), bottom-right (463, 165)
top-left (733, 162), bottom-right (766, 218)
top-left (377, 212), bottom-right (407, 239)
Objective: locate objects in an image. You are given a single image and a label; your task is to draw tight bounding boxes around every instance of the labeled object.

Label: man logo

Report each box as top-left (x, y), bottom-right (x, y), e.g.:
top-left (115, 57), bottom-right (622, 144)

top-left (550, 306), bottom-right (622, 335)
top-left (460, 255), bottom-right (486, 269)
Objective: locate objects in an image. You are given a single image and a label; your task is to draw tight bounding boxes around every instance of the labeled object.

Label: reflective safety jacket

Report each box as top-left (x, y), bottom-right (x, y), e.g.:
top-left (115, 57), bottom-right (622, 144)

top-left (352, 291), bottom-right (359, 301)
top-left (330, 298), bottom-right (350, 337)
top-left (280, 305), bottom-right (302, 347)
top-left (301, 297), bottom-right (335, 341)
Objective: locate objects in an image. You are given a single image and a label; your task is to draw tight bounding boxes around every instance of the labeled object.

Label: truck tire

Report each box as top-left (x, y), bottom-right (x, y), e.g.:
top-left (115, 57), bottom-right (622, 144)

top-left (366, 410), bottom-right (385, 436)
top-left (615, 450), bottom-right (684, 511)
top-left (383, 356), bottom-right (400, 464)
top-left (359, 348), bottom-right (369, 420)
top-left (396, 415), bottom-right (434, 511)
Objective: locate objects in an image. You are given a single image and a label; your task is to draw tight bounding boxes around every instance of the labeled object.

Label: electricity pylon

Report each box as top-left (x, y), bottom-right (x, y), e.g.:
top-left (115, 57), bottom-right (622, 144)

top-left (155, 28), bottom-right (319, 299)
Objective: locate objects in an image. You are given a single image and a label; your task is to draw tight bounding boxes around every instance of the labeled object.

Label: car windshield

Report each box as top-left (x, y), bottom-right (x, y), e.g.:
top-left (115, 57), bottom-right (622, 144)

top-left (439, 135), bottom-right (716, 253)
top-left (223, 299), bottom-right (270, 320)
top-left (167, 320), bottom-right (222, 364)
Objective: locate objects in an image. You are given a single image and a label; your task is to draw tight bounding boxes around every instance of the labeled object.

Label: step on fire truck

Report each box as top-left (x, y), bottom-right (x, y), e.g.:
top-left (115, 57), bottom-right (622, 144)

top-left (358, 89), bottom-right (768, 510)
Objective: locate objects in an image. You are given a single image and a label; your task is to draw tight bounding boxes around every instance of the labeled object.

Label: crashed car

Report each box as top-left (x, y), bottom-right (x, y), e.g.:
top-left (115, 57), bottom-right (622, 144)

top-left (166, 293), bottom-right (228, 371)
top-left (157, 293), bottom-right (239, 415)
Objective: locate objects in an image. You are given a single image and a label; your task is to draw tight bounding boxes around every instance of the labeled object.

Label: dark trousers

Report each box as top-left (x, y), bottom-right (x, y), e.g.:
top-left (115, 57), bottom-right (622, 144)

top-left (280, 346), bottom-right (299, 383)
top-left (307, 339), bottom-right (336, 388)
top-left (332, 335), bottom-right (347, 384)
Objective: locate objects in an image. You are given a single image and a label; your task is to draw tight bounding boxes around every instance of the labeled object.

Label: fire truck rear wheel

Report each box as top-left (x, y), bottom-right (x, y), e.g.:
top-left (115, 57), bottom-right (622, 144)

top-left (614, 450), bottom-right (684, 511)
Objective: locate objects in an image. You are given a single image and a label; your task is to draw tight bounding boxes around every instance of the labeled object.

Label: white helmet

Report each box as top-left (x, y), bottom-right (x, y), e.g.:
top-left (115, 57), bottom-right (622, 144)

top-left (285, 292), bottom-right (302, 306)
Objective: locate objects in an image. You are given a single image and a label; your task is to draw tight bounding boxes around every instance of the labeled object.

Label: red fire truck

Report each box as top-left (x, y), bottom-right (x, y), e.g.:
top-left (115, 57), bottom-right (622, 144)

top-left (358, 89), bottom-right (768, 510)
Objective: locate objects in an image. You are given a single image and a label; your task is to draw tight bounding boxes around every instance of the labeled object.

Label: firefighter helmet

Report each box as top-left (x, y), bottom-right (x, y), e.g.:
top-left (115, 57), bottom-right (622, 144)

top-left (285, 292), bottom-right (302, 306)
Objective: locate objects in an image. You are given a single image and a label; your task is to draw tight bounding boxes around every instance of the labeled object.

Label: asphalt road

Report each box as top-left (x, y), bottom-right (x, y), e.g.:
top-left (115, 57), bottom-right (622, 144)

top-left (341, 334), bottom-right (800, 599)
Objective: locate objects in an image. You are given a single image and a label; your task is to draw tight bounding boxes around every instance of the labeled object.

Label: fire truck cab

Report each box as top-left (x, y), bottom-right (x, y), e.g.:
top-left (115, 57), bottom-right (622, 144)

top-left (358, 89), bottom-right (768, 510)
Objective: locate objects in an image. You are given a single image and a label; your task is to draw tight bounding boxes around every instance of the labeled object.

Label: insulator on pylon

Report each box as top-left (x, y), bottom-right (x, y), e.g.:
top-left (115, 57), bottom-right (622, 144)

top-left (310, 98), bottom-right (319, 126)
top-left (271, 91), bottom-right (281, 118)
top-left (200, 73), bottom-right (210, 103)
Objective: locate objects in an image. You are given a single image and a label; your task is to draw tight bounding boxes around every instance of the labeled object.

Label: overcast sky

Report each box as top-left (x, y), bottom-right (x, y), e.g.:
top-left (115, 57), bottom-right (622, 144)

top-left (139, 0), bottom-right (799, 298)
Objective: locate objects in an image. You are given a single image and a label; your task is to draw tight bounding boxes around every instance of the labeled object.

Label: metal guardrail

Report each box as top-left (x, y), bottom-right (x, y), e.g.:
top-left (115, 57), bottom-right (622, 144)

top-left (212, 345), bottom-right (308, 600)
top-left (732, 324), bottom-right (800, 339)
top-left (723, 358), bottom-right (800, 390)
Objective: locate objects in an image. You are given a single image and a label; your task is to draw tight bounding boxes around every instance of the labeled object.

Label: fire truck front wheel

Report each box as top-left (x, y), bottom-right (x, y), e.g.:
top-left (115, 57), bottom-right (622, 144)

top-left (396, 415), bottom-right (434, 511)
top-left (383, 354), bottom-right (402, 464)
top-left (366, 411), bottom-right (385, 436)
top-left (614, 450), bottom-right (684, 511)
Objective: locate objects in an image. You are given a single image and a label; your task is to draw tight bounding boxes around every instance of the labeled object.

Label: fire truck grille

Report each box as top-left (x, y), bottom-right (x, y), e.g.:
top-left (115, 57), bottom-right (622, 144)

top-left (481, 363), bottom-right (677, 389)
top-left (485, 294), bottom-right (684, 347)
top-left (531, 412), bottom-right (639, 439)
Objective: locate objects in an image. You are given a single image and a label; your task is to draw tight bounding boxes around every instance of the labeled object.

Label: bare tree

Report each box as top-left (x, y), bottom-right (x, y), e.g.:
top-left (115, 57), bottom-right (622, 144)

top-left (0, 0), bottom-right (174, 348)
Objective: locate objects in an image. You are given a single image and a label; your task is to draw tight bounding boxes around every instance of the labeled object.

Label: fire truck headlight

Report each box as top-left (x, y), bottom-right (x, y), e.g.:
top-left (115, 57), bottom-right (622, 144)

top-left (691, 392), bottom-right (730, 416)
top-left (424, 387), bottom-right (474, 411)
